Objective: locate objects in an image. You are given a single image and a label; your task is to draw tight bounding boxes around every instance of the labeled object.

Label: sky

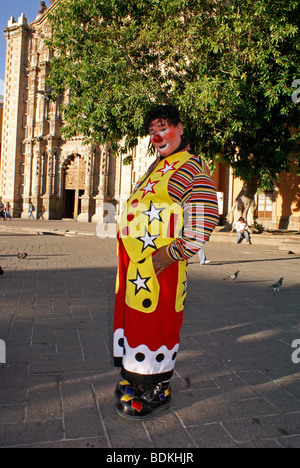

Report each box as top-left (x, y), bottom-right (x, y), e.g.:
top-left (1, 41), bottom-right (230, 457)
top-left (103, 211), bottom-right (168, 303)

top-left (0, 0), bottom-right (42, 95)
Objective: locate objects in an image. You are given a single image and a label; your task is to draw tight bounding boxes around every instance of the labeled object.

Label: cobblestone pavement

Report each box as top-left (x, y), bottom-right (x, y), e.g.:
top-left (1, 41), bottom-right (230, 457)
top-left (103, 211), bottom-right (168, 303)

top-left (0, 220), bottom-right (300, 448)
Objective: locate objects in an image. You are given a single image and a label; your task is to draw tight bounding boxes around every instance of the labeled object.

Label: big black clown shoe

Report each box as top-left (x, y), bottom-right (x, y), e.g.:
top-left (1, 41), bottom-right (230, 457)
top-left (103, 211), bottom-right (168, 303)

top-left (116, 382), bottom-right (171, 420)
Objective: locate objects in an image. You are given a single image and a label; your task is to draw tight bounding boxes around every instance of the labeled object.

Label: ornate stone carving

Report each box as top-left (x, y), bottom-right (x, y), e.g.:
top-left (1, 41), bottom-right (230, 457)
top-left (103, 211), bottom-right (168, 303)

top-left (38, 2), bottom-right (47, 16)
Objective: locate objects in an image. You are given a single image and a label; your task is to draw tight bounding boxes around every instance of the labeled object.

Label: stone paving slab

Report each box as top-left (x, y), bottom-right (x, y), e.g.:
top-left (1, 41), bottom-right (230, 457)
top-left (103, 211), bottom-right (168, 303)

top-left (0, 221), bottom-right (299, 448)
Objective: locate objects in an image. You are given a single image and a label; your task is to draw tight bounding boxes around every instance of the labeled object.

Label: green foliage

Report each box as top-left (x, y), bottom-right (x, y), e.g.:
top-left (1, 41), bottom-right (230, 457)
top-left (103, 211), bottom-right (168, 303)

top-left (253, 222), bottom-right (265, 234)
top-left (47, 0), bottom-right (300, 187)
top-left (122, 155), bottom-right (133, 166)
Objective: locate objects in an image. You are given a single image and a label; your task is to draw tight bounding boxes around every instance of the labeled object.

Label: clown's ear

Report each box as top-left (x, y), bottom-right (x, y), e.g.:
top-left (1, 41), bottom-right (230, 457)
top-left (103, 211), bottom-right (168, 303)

top-left (176, 123), bottom-right (184, 136)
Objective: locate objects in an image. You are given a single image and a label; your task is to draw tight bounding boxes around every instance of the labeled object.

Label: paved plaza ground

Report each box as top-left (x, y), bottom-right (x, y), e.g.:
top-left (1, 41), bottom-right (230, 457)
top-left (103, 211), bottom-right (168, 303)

top-left (0, 219), bottom-right (300, 448)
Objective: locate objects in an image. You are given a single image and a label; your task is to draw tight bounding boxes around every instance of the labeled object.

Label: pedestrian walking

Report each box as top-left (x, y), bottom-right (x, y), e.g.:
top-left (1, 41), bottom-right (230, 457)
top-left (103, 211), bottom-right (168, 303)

top-left (28, 203), bottom-right (35, 219)
top-left (0, 200), bottom-right (5, 221)
top-left (198, 246), bottom-right (211, 264)
top-left (38, 207), bottom-right (45, 220)
top-left (5, 202), bottom-right (11, 221)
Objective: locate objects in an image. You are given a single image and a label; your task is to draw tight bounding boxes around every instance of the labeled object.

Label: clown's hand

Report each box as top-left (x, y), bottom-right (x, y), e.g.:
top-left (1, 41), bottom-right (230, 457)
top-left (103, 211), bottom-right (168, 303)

top-left (152, 246), bottom-right (175, 276)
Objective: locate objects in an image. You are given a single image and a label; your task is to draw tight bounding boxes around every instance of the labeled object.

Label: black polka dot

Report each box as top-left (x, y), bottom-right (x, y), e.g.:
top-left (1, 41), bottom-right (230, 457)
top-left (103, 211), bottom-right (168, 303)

top-left (172, 352), bottom-right (177, 361)
top-left (156, 353), bottom-right (165, 363)
top-left (135, 352), bottom-right (145, 362)
top-left (142, 298), bottom-right (152, 308)
top-left (118, 338), bottom-right (124, 348)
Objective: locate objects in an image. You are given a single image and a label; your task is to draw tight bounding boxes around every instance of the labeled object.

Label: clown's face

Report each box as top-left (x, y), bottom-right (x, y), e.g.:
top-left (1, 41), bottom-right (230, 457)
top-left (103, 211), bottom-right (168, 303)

top-left (148, 119), bottom-right (183, 157)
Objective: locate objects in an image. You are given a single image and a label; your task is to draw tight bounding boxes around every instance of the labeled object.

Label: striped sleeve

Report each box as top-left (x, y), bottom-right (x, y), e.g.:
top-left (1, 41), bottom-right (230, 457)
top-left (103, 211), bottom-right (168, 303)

top-left (167, 155), bottom-right (219, 261)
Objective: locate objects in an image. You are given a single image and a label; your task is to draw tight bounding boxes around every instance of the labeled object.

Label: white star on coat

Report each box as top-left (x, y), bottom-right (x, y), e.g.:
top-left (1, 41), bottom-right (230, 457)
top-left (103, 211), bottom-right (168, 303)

top-left (142, 202), bottom-right (165, 224)
top-left (137, 227), bottom-right (159, 251)
top-left (129, 270), bottom-right (151, 295)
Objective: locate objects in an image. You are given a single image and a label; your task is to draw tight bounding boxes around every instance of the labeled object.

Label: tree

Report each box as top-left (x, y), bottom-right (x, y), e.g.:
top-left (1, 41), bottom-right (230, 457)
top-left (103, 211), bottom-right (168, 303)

top-left (47, 0), bottom-right (300, 225)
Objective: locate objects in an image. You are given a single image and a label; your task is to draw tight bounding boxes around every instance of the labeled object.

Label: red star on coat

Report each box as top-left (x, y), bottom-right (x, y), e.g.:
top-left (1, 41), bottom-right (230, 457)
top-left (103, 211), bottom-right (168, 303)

top-left (140, 179), bottom-right (158, 198)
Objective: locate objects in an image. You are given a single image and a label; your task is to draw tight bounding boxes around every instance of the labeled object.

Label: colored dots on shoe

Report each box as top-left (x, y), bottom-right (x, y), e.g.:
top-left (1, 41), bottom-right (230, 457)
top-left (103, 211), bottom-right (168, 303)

top-left (131, 400), bottom-right (143, 412)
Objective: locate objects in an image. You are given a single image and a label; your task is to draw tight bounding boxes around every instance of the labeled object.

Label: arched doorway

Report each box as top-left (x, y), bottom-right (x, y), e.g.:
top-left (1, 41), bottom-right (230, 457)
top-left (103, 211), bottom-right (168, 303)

top-left (63, 155), bottom-right (86, 219)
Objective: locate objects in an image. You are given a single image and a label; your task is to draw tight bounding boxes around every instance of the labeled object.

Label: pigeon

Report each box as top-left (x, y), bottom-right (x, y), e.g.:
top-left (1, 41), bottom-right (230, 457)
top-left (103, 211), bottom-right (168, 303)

top-left (224, 271), bottom-right (240, 283)
top-left (17, 252), bottom-right (28, 260)
top-left (36, 87), bottom-right (54, 101)
top-left (272, 277), bottom-right (284, 295)
top-left (184, 376), bottom-right (191, 389)
top-left (0, 267), bottom-right (4, 276)
top-left (288, 251), bottom-right (295, 255)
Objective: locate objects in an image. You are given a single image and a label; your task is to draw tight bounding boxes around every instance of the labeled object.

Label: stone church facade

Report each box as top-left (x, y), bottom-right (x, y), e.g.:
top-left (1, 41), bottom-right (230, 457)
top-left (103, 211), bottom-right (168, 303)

top-left (0, 0), bottom-right (154, 223)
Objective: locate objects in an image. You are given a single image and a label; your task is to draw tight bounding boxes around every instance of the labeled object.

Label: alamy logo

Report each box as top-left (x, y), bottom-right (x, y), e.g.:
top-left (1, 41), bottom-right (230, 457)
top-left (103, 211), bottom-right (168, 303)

top-left (291, 339), bottom-right (300, 364)
top-left (291, 79), bottom-right (300, 104)
top-left (0, 339), bottom-right (6, 364)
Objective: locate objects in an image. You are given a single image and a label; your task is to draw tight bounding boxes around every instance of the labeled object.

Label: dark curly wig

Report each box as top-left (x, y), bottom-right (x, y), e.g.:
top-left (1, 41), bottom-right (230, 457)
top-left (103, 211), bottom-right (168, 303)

top-left (143, 105), bottom-right (182, 133)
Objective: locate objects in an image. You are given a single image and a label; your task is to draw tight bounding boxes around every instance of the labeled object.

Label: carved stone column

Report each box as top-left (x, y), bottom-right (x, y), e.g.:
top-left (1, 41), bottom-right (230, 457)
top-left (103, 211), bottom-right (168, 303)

top-left (32, 146), bottom-right (41, 199)
top-left (31, 138), bottom-right (46, 218)
top-left (91, 145), bottom-right (109, 223)
top-left (28, 145), bottom-right (40, 218)
top-left (77, 146), bottom-right (94, 222)
top-left (92, 145), bottom-right (117, 237)
top-left (40, 144), bottom-right (58, 220)
top-left (21, 140), bottom-right (33, 218)
top-left (46, 149), bottom-right (54, 195)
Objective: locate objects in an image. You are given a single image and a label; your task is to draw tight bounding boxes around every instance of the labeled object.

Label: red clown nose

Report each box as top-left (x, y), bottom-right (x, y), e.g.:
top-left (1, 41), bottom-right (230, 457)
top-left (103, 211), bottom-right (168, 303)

top-left (152, 134), bottom-right (164, 143)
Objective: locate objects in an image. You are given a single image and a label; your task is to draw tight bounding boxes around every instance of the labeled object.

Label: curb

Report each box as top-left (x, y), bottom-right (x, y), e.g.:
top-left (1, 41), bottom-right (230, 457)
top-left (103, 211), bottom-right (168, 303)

top-left (0, 226), bottom-right (97, 237)
top-left (0, 223), bottom-right (299, 253)
top-left (210, 231), bottom-right (300, 253)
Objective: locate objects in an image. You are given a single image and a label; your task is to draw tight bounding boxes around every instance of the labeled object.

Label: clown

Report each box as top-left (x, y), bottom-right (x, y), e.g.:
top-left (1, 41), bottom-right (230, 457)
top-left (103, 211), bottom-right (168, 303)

top-left (114, 105), bottom-right (219, 420)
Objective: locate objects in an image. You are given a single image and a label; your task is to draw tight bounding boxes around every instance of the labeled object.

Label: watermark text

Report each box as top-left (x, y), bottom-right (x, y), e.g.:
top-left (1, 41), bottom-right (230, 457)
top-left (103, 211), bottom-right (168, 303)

top-left (0, 339), bottom-right (6, 364)
top-left (292, 79), bottom-right (300, 104)
top-left (291, 339), bottom-right (300, 364)
top-left (96, 201), bottom-right (207, 242)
